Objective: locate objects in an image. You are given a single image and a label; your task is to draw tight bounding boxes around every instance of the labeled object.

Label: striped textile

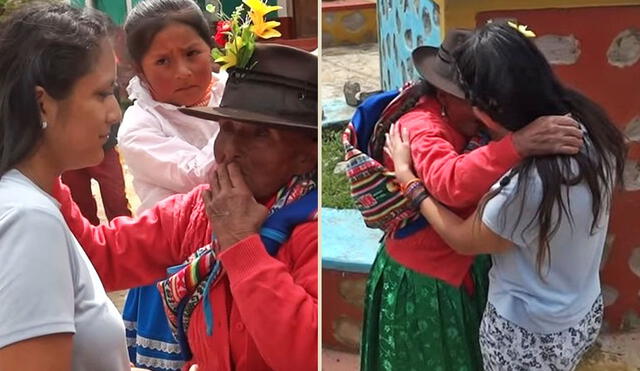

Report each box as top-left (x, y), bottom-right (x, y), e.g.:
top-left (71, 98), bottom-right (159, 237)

top-left (342, 82), bottom-right (490, 236)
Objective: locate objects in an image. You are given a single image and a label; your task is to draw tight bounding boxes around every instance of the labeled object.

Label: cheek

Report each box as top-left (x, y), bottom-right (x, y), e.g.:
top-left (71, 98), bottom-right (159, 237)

top-left (143, 68), bottom-right (176, 97)
top-left (247, 143), bottom-right (290, 180)
top-left (194, 55), bottom-right (213, 77)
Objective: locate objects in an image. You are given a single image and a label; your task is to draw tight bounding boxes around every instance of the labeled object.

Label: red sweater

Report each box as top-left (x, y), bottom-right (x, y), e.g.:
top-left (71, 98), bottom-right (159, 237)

top-left (385, 97), bottom-right (522, 287)
top-left (54, 183), bottom-right (318, 371)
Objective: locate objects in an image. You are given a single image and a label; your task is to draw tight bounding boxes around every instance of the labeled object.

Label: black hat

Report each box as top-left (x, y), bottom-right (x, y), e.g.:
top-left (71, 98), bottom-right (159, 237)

top-left (180, 43), bottom-right (317, 131)
top-left (411, 28), bottom-right (472, 99)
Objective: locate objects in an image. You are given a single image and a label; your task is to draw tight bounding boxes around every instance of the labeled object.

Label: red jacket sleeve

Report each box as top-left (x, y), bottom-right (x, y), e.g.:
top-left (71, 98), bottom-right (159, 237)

top-left (398, 106), bottom-right (522, 209)
top-left (218, 222), bottom-right (318, 371)
top-left (53, 180), bottom-right (199, 291)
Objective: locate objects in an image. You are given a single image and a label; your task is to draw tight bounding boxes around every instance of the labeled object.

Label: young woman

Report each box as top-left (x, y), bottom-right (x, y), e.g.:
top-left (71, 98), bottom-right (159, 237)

top-left (386, 23), bottom-right (626, 370)
top-left (116, 1), bottom-right (227, 368)
top-left (0, 4), bottom-right (136, 370)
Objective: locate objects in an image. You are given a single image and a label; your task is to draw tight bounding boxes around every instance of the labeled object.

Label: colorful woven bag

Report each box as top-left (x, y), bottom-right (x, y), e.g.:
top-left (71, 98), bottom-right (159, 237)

top-left (342, 83), bottom-right (424, 234)
top-left (342, 82), bottom-right (490, 236)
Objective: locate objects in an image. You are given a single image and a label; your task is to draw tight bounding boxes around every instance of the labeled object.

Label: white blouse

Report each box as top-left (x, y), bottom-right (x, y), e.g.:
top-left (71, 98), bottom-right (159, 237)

top-left (119, 72), bottom-right (227, 212)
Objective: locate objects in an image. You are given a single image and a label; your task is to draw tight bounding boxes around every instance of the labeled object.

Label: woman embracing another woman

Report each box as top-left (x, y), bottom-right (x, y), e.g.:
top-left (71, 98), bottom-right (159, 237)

top-left (387, 22), bottom-right (626, 370)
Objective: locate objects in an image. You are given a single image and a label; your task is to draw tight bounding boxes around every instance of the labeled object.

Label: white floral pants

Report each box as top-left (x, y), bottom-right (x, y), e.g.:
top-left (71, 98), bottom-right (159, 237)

top-left (479, 295), bottom-right (603, 371)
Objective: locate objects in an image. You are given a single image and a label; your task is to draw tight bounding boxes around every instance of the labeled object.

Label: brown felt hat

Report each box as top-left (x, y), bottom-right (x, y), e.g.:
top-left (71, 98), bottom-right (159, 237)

top-left (180, 43), bottom-right (317, 131)
top-left (412, 28), bottom-right (472, 99)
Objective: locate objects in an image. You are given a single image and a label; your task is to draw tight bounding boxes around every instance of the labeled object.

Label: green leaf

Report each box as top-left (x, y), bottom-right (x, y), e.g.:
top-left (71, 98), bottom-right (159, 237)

top-left (211, 49), bottom-right (223, 59)
top-left (241, 25), bottom-right (252, 40)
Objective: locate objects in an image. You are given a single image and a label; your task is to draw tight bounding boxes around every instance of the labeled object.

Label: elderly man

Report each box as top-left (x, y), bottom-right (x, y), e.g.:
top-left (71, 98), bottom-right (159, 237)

top-left (54, 44), bottom-right (318, 371)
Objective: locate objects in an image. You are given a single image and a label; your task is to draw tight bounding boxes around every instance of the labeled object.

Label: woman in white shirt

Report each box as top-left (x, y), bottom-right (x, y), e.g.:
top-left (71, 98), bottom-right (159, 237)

top-left (0, 4), bottom-right (138, 370)
top-left (115, 1), bottom-right (226, 369)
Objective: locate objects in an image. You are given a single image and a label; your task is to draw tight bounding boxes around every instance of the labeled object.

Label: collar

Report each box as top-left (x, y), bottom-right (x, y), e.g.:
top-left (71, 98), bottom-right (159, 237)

top-left (126, 71), bottom-right (227, 112)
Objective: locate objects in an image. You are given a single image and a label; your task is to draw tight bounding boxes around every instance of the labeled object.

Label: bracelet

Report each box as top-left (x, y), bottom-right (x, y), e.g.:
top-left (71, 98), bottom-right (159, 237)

top-left (405, 180), bottom-right (425, 196)
top-left (403, 180), bottom-right (430, 209)
top-left (400, 178), bottom-right (422, 195)
top-left (408, 189), bottom-right (430, 209)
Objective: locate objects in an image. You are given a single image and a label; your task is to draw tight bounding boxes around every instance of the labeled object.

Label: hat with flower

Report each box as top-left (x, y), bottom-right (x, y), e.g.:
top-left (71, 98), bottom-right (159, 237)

top-left (180, 0), bottom-right (317, 131)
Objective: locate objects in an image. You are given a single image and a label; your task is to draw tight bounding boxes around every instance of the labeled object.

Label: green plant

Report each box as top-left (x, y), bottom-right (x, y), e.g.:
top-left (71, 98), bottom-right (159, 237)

top-left (322, 128), bottom-right (354, 209)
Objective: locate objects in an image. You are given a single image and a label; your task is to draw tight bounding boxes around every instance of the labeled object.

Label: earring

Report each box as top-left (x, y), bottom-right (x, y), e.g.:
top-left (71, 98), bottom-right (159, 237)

top-left (440, 105), bottom-right (447, 118)
top-left (41, 121), bottom-right (48, 129)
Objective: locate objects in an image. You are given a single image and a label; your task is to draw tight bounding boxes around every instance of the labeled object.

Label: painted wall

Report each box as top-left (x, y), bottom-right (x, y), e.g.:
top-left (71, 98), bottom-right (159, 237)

top-left (322, 3), bottom-right (378, 47)
top-left (435, 0), bottom-right (640, 36)
top-left (377, 0), bottom-right (442, 90)
top-left (322, 269), bottom-right (368, 352)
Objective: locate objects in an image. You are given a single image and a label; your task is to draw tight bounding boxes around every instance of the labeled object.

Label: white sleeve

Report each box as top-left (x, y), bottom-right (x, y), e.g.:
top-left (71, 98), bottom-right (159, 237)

top-left (481, 172), bottom-right (543, 247)
top-left (118, 108), bottom-right (216, 194)
top-left (0, 207), bottom-right (75, 348)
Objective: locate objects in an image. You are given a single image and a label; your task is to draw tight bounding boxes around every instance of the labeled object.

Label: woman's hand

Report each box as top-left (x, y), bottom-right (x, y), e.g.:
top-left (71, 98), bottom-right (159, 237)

top-left (385, 123), bottom-right (418, 184)
top-left (202, 162), bottom-right (269, 251)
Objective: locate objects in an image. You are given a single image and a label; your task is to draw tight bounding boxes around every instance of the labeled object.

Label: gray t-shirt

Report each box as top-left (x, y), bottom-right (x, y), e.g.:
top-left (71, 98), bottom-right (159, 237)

top-left (0, 169), bottom-right (129, 370)
top-left (482, 163), bottom-right (609, 333)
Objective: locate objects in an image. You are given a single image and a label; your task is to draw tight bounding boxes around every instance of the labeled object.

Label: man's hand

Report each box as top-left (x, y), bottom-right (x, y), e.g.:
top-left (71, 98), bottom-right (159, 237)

top-left (203, 162), bottom-right (269, 251)
top-left (512, 114), bottom-right (583, 157)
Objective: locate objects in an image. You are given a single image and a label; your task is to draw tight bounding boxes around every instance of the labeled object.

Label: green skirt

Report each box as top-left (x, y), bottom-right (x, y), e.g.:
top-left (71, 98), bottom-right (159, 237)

top-left (360, 246), bottom-right (491, 371)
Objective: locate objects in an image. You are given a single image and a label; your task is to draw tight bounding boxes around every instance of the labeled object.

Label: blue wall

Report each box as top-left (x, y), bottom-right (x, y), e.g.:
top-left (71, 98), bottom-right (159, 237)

top-left (377, 0), bottom-right (442, 90)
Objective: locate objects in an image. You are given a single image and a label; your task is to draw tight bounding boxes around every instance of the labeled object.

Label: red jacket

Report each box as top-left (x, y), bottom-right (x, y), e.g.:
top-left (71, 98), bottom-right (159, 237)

top-left (54, 183), bottom-right (318, 371)
top-left (385, 97), bottom-right (522, 287)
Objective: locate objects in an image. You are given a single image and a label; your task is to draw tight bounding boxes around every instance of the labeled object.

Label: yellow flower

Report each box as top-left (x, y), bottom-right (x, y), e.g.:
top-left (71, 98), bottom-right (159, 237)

top-left (508, 21), bottom-right (536, 38)
top-left (243, 0), bottom-right (282, 39)
top-left (243, 0), bottom-right (281, 18)
top-left (215, 37), bottom-right (245, 71)
top-left (250, 15), bottom-right (282, 39)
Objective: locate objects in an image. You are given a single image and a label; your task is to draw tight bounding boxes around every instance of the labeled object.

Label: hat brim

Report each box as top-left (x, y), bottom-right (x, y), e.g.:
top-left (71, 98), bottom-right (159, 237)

top-left (179, 106), bottom-right (315, 131)
top-left (412, 46), bottom-right (465, 99)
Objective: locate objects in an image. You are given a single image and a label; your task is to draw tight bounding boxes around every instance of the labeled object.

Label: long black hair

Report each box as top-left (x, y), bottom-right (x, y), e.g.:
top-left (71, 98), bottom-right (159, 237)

top-left (454, 22), bottom-right (626, 275)
top-left (124, 0), bottom-right (212, 66)
top-left (0, 3), bottom-right (109, 177)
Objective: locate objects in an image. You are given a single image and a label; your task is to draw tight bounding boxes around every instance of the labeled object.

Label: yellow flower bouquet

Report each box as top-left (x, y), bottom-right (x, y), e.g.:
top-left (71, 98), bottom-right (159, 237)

top-left (209, 0), bottom-right (282, 71)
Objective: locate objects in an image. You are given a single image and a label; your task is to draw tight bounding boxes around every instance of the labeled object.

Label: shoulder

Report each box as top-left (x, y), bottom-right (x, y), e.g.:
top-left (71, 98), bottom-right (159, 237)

top-left (0, 203), bottom-right (73, 269)
top-left (290, 221), bottom-right (318, 243)
top-left (0, 172), bottom-right (63, 220)
top-left (397, 97), bottom-right (448, 134)
top-left (485, 169), bottom-right (543, 218)
top-left (0, 205), bottom-right (65, 234)
top-left (284, 221), bottom-right (318, 262)
top-left (121, 103), bottom-right (161, 132)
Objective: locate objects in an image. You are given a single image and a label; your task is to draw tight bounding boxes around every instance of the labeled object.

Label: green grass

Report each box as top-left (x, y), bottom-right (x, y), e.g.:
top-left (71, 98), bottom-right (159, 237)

top-left (321, 128), bottom-right (355, 209)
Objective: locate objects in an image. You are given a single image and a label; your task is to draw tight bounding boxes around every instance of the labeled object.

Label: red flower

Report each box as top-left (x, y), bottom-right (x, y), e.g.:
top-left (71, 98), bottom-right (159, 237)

top-left (214, 20), bottom-right (232, 47)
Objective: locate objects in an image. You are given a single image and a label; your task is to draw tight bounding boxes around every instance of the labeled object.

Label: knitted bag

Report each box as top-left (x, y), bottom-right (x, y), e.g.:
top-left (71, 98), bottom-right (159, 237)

top-left (342, 83), bottom-right (423, 234)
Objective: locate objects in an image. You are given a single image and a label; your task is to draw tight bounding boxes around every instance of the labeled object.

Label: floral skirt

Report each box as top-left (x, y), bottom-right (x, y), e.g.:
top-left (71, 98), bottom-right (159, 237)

top-left (479, 295), bottom-right (603, 371)
top-left (361, 246), bottom-right (491, 371)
